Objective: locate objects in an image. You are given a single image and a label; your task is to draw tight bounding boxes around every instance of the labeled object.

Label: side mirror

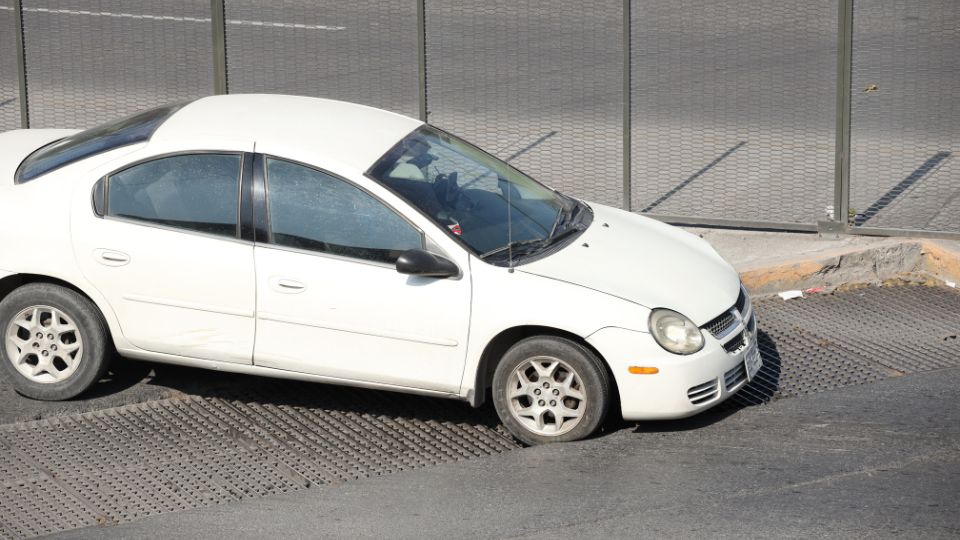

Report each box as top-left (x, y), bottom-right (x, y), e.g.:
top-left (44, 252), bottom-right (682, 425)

top-left (396, 249), bottom-right (459, 278)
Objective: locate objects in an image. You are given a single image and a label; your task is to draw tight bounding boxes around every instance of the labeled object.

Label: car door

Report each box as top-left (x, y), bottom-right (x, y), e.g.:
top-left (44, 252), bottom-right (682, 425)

top-left (72, 148), bottom-right (256, 364)
top-left (252, 155), bottom-right (471, 393)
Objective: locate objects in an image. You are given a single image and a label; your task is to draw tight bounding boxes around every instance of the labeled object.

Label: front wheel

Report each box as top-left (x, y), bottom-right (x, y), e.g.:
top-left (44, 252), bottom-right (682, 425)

top-left (0, 283), bottom-right (111, 400)
top-left (492, 336), bottom-right (611, 445)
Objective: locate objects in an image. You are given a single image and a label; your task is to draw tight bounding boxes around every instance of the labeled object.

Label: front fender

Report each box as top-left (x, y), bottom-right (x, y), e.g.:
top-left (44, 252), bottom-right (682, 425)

top-left (458, 259), bottom-right (652, 402)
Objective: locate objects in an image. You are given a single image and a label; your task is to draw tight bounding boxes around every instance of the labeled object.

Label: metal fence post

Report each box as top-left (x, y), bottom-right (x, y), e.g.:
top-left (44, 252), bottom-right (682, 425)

top-left (13, 0), bottom-right (28, 128)
top-left (417, 0), bottom-right (428, 122)
top-left (211, 0), bottom-right (228, 95)
top-left (830, 0), bottom-right (854, 231)
top-left (622, 0), bottom-right (632, 211)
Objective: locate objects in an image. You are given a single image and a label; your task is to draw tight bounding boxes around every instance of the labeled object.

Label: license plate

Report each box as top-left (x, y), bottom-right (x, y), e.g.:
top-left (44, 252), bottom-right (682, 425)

top-left (744, 341), bottom-right (762, 381)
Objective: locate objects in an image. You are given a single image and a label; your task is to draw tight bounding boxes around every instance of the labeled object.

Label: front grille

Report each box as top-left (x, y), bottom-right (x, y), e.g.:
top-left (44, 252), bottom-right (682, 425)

top-left (736, 288), bottom-right (749, 313)
top-left (702, 310), bottom-right (737, 338)
top-left (723, 331), bottom-right (746, 354)
top-left (687, 379), bottom-right (719, 405)
top-left (725, 362), bottom-right (747, 390)
top-left (703, 287), bottom-right (751, 340)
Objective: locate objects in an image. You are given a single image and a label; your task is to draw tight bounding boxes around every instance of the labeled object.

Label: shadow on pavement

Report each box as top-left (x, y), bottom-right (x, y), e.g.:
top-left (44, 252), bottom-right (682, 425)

top-left (137, 361), bottom-right (507, 431)
top-left (76, 359), bottom-right (156, 399)
top-left (854, 150), bottom-right (951, 226)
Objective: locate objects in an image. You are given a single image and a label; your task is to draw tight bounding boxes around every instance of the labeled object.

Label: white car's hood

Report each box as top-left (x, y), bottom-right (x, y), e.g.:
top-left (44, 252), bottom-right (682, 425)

top-left (518, 204), bottom-right (740, 326)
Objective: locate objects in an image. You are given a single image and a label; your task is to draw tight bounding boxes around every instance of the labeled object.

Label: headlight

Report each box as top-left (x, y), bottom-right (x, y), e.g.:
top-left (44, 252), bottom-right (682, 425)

top-left (648, 309), bottom-right (704, 355)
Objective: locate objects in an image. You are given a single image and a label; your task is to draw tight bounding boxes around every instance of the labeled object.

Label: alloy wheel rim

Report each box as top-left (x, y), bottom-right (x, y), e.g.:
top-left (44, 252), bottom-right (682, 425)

top-left (4, 305), bottom-right (83, 384)
top-left (506, 355), bottom-right (586, 437)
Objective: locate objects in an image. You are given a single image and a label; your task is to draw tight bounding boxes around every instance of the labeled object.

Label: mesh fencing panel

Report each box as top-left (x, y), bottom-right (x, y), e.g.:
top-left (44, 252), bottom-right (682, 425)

top-left (21, 0), bottom-right (214, 129)
top-left (223, 0), bottom-right (418, 117)
top-left (4, 1), bottom-right (958, 236)
top-left (849, 0), bottom-right (960, 233)
top-left (631, 0), bottom-right (838, 224)
top-left (425, 1), bottom-right (624, 208)
top-left (0, 0), bottom-right (19, 131)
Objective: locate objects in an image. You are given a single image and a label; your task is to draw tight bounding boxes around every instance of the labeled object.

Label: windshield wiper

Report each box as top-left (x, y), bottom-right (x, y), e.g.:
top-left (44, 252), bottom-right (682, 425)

top-left (480, 224), bottom-right (584, 262)
top-left (543, 223), bottom-right (584, 247)
top-left (548, 201), bottom-right (573, 239)
top-left (548, 199), bottom-right (583, 239)
top-left (479, 238), bottom-right (546, 260)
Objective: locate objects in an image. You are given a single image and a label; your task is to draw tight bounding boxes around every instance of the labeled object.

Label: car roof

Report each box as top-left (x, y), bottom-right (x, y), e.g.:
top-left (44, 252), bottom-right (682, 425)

top-left (151, 94), bottom-right (423, 172)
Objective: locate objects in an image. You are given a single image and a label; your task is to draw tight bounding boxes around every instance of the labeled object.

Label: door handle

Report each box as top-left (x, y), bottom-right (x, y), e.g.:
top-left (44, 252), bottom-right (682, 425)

top-left (94, 249), bottom-right (130, 266)
top-left (271, 277), bottom-right (306, 293)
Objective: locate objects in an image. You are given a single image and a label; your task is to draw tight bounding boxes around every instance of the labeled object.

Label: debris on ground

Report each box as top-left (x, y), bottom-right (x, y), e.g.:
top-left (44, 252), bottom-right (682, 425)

top-left (778, 290), bottom-right (804, 300)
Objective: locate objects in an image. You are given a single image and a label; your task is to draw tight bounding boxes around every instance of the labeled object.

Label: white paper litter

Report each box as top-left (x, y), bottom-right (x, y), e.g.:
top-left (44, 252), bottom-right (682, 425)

top-left (946, 281), bottom-right (957, 288)
top-left (778, 290), bottom-right (804, 300)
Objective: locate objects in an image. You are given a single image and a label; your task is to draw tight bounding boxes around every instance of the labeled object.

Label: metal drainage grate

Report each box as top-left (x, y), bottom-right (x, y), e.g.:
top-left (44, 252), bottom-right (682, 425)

top-left (0, 387), bottom-right (519, 538)
top-left (729, 284), bottom-right (960, 408)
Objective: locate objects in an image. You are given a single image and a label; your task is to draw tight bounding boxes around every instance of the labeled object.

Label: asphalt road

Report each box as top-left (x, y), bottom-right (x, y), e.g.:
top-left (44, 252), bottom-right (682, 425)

top-left (0, 0), bottom-right (956, 231)
top-left (48, 366), bottom-right (960, 539)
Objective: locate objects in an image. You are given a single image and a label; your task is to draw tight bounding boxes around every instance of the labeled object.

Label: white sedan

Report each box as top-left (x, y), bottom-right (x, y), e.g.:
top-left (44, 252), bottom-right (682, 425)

top-left (0, 95), bottom-right (760, 445)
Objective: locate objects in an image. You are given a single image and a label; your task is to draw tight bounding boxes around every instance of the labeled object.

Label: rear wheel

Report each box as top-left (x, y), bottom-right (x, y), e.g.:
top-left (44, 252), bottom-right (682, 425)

top-left (0, 283), bottom-right (111, 400)
top-left (492, 336), bottom-right (610, 445)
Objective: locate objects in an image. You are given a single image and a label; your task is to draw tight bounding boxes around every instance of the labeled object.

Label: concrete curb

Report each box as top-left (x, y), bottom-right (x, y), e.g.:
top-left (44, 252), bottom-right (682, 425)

top-left (739, 239), bottom-right (960, 296)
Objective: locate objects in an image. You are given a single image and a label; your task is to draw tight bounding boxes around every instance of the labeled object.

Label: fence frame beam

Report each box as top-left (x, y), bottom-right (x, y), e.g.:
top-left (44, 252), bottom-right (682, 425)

top-left (831, 0), bottom-right (854, 230)
top-left (417, 0), bottom-right (428, 121)
top-left (211, 0), bottom-right (228, 95)
top-left (622, 0), bottom-right (632, 211)
top-left (13, 0), bottom-right (28, 128)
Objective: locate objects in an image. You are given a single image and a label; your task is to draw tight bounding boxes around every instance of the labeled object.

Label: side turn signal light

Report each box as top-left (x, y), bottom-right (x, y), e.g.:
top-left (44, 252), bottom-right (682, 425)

top-left (628, 366), bottom-right (659, 375)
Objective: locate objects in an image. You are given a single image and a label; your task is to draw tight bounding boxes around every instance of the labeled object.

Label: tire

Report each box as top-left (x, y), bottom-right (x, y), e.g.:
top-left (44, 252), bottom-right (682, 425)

top-left (0, 283), bottom-right (111, 400)
top-left (492, 336), bottom-right (611, 445)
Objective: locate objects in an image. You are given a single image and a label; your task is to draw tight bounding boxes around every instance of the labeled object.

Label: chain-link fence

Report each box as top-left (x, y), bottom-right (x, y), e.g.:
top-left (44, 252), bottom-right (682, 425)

top-left (18, 0), bottom-right (214, 129)
top-left (849, 0), bottom-right (960, 235)
top-left (0, 0), bottom-right (19, 132)
top-left (1, 0), bottom-right (957, 238)
top-left (425, 0), bottom-right (624, 208)
top-left (223, 0), bottom-right (419, 117)
top-left (630, 1), bottom-right (838, 227)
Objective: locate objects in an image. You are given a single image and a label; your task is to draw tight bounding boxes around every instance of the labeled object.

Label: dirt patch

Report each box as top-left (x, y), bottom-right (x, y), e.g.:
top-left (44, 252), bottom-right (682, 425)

top-left (741, 240), bottom-right (959, 295)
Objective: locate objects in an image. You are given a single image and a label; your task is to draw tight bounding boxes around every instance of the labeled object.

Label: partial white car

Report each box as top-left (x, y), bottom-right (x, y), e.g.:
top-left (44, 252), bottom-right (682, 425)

top-left (0, 95), bottom-right (760, 445)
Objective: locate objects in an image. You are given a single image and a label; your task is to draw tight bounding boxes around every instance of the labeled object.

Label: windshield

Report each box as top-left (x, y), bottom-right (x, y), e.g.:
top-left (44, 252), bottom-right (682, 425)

top-left (369, 126), bottom-right (582, 261)
top-left (16, 103), bottom-right (184, 184)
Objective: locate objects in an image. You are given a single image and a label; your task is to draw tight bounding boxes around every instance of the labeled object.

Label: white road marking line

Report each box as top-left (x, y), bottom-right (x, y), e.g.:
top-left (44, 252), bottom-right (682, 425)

top-left (227, 19), bottom-right (344, 31)
top-left (0, 6), bottom-right (345, 31)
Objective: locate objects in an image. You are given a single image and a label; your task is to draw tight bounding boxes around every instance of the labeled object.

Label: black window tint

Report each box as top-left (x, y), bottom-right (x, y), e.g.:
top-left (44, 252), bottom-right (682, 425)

top-left (107, 154), bottom-right (241, 237)
top-left (266, 158), bottom-right (422, 264)
top-left (16, 103), bottom-right (184, 184)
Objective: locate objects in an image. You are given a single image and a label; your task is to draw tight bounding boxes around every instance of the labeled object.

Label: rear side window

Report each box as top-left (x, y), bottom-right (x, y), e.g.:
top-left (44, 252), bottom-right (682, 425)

top-left (265, 158), bottom-right (422, 264)
top-left (16, 103), bottom-right (183, 184)
top-left (106, 154), bottom-right (242, 238)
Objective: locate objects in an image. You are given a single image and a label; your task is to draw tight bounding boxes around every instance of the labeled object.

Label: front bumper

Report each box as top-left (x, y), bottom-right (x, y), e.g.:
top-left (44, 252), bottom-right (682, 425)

top-left (587, 309), bottom-right (759, 421)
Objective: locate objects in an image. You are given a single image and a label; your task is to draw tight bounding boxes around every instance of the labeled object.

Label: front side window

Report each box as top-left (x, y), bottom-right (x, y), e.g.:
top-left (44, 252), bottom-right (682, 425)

top-left (368, 126), bottom-right (587, 263)
top-left (265, 158), bottom-right (422, 264)
top-left (106, 153), bottom-right (241, 238)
